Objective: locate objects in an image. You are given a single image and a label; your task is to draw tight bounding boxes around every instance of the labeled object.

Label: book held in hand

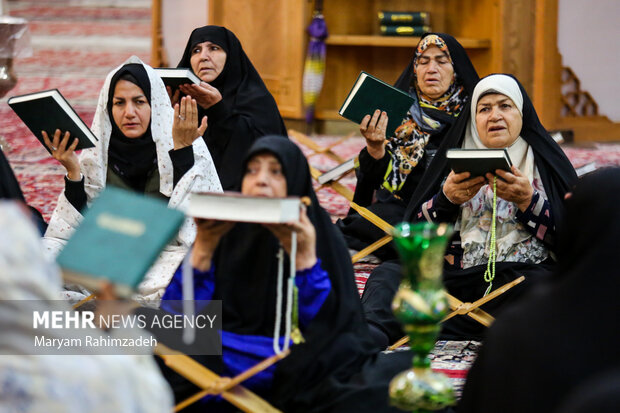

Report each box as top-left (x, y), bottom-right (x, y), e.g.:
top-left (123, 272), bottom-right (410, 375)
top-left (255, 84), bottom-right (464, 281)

top-left (446, 148), bottom-right (513, 178)
top-left (8, 89), bottom-right (97, 154)
top-left (317, 157), bottom-right (358, 185)
top-left (56, 186), bottom-right (185, 297)
top-left (154, 67), bottom-right (201, 91)
top-left (339, 71), bottom-right (414, 138)
top-left (187, 192), bottom-right (301, 224)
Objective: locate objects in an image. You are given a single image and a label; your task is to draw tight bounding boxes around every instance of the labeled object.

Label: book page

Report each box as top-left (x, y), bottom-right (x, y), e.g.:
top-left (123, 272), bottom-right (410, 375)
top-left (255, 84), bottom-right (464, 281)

top-left (339, 72), bottom-right (368, 114)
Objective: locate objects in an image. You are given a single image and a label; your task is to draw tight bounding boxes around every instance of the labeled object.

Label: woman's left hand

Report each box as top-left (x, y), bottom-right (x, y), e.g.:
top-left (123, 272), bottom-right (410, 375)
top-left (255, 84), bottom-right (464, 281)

top-left (264, 207), bottom-right (317, 271)
top-left (172, 96), bottom-right (208, 149)
top-left (178, 81), bottom-right (222, 110)
top-left (487, 165), bottom-right (533, 211)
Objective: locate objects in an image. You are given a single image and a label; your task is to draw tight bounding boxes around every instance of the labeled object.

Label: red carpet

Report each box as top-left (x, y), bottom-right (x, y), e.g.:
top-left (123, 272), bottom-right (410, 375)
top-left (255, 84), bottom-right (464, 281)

top-left (2, 0), bottom-right (619, 399)
top-left (1, 0), bottom-right (150, 220)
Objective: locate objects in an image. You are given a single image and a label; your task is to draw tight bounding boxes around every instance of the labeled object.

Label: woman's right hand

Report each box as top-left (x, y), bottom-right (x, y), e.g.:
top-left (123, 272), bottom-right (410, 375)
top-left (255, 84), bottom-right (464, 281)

top-left (42, 129), bottom-right (81, 180)
top-left (191, 218), bottom-right (235, 271)
top-left (178, 81), bottom-right (222, 110)
top-left (443, 170), bottom-right (486, 204)
top-left (172, 96), bottom-right (208, 149)
top-left (360, 109), bottom-right (388, 160)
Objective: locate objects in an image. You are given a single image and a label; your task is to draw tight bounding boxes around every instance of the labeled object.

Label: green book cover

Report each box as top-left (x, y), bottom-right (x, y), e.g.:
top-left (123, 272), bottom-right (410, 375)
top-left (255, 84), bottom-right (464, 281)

top-left (377, 11), bottom-right (430, 26)
top-left (56, 186), bottom-right (185, 296)
top-left (380, 25), bottom-right (431, 36)
top-left (339, 71), bottom-right (414, 138)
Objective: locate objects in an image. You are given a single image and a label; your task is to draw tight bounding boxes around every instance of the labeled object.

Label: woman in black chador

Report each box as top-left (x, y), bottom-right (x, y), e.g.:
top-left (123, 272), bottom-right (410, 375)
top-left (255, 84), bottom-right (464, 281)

top-left (458, 167), bottom-right (620, 413)
top-left (338, 33), bottom-right (479, 260)
top-left (174, 25), bottom-right (288, 190)
top-left (161, 136), bottom-right (415, 413)
top-left (363, 74), bottom-right (577, 346)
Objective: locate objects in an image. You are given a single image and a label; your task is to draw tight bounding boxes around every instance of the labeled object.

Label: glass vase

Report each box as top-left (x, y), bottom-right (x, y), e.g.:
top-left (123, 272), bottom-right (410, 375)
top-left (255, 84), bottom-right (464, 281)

top-left (389, 221), bottom-right (456, 412)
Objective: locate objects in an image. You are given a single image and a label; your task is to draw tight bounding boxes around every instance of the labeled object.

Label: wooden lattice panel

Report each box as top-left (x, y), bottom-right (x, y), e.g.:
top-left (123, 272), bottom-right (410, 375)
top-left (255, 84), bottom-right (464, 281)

top-left (561, 66), bottom-right (599, 117)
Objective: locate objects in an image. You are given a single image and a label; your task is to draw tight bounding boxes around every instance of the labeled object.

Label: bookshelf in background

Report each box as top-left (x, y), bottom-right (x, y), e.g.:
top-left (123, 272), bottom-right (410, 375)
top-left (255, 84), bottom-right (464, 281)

top-left (206, 0), bottom-right (544, 125)
top-left (378, 10), bottom-right (432, 37)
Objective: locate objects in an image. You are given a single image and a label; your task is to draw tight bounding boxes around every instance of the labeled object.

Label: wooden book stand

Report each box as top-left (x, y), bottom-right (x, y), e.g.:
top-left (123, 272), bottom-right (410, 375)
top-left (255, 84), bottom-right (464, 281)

top-left (156, 344), bottom-right (289, 412)
top-left (387, 276), bottom-right (526, 350)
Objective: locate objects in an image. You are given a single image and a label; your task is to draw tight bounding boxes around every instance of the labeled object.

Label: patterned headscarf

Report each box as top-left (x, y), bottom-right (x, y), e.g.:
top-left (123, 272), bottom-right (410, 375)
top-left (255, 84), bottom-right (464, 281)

top-left (384, 34), bottom-right (467, 192)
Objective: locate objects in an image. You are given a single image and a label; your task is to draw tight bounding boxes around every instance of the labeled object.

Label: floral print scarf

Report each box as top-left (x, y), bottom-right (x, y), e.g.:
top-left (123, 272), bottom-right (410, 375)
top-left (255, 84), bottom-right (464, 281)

top-left (384, 34), bottom-right (467, 192)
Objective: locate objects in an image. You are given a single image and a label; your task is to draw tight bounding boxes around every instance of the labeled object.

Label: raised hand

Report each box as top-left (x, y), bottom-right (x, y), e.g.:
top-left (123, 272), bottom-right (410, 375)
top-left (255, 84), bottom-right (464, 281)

top-left (178, 81), bottom-right (222, 110)
top-left (191, 218), bottom-right (236, 271)
top-left (172, 96), bottom-right (208, 150)
top-left (443, 170), bottom-right (486, 204)
top-left (360, 109), bottom-right (388, 159)
top-left (42, 129), bottom-right (81, 180)
top-left (264, 207), bottom-right (317, 271)
top-left (488, 166), bottom-right (533, 211)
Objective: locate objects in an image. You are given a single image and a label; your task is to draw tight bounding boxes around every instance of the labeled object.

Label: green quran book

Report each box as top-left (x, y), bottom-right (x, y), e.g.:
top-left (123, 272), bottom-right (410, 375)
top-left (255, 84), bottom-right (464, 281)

top-left (380, 25), bottom-right (432, 36)
top-left (339, 71), bottom-right (414, 138)
top-left (378, 11), bottom-right (430, 26)
top-left (56, 186), bottom-right (185, 297)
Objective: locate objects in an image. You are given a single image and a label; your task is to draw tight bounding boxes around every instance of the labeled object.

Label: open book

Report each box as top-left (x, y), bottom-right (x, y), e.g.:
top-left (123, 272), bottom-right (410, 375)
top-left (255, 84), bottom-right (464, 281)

top-left (317, 157), bottom-right (358, 185)
top-left (339, 71), bottom-right (414, 138)
top-left (154, 67), bottom-right (201, 90)
top-left (187, 192), bottom-right (301, 224)
top-left (446, 148), bottom-right (513, 178)
top-left (56, 187), bottom-right (185, 297)
top-left (8, 89), bottom-right (98, 154)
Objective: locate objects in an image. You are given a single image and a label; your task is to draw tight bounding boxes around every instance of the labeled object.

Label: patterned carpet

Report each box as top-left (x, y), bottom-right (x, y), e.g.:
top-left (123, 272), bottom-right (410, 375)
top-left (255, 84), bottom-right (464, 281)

top-left (2, 0), bottom-right (620, 398)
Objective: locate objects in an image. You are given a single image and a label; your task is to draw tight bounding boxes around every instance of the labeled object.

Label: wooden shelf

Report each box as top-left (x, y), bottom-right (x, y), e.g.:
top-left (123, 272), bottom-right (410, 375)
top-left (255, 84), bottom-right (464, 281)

top-left (326, 35), bottom-right (491, 49)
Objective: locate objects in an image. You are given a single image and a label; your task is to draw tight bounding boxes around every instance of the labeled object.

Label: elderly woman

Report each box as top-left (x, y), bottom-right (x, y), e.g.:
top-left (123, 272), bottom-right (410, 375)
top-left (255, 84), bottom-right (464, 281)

top-left (339, 33), bottom-right (479, 260)
top-left (43, 56), bottom-right (222, 302)
top-left (363, 74), bottom-right (577, 346)
top-left (160, 136), bottom-right (414, 412)
top-left (0, 201), bottom-right (174, 412)
top-left (458, 168), bottom-right (620, 413)
top-left (173, 25), bottom-right (288, 190)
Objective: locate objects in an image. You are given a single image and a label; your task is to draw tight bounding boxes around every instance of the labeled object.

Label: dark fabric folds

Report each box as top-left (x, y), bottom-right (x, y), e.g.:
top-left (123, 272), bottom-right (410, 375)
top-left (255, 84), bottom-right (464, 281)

top-left (205, 136), bottom-right (379, 411)
top-left (0, 147), bottom-right (46, 233)
top-left (458, 168), bottom-right (620, 413)
top-left (0, 147), bottom-right (25, 202)
top-left (177, 26), bottom-right (287, 190)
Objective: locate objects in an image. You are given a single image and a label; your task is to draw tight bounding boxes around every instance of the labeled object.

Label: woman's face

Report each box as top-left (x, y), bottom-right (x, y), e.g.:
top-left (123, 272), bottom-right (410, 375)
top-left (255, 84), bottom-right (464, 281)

top-left (415, 45), bottom-right (455, 100)
top-left (242, 153), bottom-right (287, 198)
top-left (475, 93), bottom-right (523, 148)
top-left (111, 79), bottom-right (151, 139)
top-left (190, 41), bottom-right (227, 83)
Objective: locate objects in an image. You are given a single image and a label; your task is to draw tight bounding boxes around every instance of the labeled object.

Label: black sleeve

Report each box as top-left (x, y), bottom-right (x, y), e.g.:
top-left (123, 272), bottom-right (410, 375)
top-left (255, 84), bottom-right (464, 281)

top-left (169, 146), bottom-right (194, 187)
top-left (351, 147), bottom-right (391, 206)
top-left (64, 175), bottom-right (87, 213)
top-left (413, 188), bottom-right (460, 223)
top-left (203, 99), bottom-right (257, 190)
